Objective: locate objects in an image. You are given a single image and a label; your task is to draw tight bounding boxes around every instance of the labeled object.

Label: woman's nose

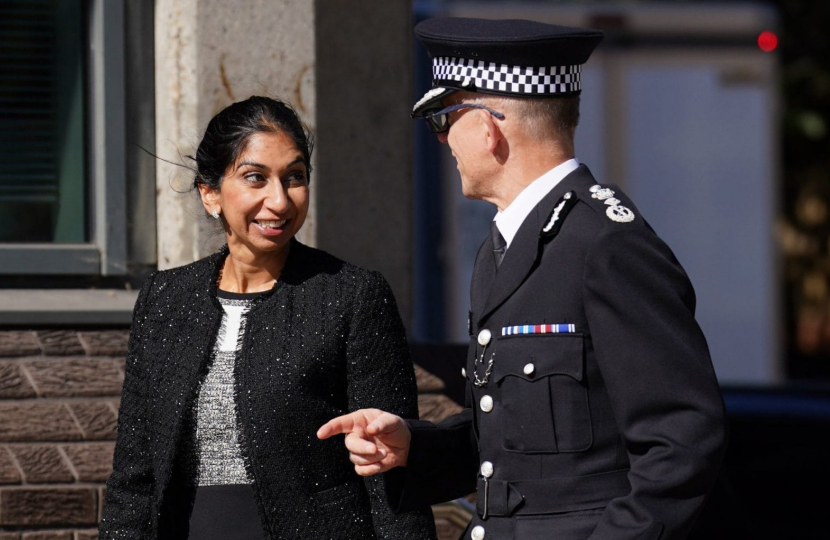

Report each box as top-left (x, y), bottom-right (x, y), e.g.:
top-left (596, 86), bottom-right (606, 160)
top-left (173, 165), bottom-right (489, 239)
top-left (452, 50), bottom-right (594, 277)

top-left (265, 181), bottom-right (291, 213)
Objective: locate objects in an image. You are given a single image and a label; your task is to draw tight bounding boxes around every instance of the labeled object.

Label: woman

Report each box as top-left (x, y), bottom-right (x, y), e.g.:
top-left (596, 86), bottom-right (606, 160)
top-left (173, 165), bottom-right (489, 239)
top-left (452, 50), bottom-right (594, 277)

top-left (99, 96), bottom-right (437, 539)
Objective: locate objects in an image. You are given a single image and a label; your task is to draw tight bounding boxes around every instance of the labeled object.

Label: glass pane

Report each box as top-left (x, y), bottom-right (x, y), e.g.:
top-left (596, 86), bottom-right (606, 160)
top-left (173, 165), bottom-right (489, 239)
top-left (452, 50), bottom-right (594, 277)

top-left (0, 0), bottom-right (86, 243)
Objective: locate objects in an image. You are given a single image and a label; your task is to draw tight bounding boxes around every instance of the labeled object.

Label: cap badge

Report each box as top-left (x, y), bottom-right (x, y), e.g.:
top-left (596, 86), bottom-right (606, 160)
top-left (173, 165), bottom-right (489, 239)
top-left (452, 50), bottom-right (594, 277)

top-left (412, 87), bottom-right (449, 113)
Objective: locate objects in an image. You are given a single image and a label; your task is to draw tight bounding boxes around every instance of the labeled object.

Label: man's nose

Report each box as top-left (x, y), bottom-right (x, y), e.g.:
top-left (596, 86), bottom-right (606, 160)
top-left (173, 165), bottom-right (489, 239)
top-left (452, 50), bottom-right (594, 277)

top-left (436, 132), bottom-right (449, 144)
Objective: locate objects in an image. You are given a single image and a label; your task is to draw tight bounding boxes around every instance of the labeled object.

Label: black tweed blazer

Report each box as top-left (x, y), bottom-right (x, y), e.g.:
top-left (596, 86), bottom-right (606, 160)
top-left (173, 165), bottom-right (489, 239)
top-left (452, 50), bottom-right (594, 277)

top-left (99, 241), bottom-right (436, 539)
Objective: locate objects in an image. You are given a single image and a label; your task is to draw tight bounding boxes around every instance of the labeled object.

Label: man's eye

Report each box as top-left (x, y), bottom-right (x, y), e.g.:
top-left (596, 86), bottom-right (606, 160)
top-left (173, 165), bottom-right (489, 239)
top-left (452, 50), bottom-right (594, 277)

top-left (244, 173), bottom-right (265, 183)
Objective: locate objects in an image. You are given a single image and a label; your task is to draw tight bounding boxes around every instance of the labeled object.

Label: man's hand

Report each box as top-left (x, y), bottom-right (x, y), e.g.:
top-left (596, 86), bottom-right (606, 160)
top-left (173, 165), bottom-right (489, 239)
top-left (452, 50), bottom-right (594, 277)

top-left (317, 409), bottom-right (411, 476)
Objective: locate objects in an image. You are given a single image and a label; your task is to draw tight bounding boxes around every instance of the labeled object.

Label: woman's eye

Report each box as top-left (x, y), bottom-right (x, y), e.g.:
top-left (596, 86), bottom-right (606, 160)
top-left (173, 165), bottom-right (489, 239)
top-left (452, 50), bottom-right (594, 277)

top-left (244, 173), bottom-right (265, 184)
top-left (286, 171), bottom-right (308, 186)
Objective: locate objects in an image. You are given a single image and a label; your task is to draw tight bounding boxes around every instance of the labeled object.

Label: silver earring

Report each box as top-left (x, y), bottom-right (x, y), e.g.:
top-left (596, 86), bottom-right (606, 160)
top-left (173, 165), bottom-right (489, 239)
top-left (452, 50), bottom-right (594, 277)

top-left (211, 209), bottom-right (220, 220)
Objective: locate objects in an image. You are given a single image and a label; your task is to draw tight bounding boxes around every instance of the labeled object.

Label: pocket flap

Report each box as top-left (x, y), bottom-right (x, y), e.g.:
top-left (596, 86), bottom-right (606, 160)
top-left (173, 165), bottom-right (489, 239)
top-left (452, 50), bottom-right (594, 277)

top-left (313, 480), bottom-right (363, 507)
top-left (493, 334), bottom-right (584, 383)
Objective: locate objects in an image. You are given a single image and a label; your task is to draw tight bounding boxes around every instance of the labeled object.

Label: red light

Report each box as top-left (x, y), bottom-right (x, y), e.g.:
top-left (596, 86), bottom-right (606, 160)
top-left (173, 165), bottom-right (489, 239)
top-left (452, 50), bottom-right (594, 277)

top-left (758, 31), bottom-right (778, 52)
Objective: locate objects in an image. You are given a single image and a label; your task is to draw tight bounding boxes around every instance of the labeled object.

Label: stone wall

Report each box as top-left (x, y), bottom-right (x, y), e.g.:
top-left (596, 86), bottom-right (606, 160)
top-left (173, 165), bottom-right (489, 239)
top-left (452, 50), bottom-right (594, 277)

top-left (0, 330), bottom-right (467, 539)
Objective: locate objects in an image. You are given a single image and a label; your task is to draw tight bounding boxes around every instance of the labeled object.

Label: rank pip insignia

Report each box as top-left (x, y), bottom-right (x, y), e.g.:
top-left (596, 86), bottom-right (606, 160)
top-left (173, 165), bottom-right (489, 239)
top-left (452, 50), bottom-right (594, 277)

top-left (540, 191), bottom-right (577, 240)
top-left (590, 184), bottom-right (635, 223)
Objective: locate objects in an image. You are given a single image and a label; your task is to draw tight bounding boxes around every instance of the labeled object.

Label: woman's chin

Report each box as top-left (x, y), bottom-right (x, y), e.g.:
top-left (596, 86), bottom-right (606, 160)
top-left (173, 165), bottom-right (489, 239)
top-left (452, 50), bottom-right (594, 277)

top-left (227, 234), bottom-right (292, 258)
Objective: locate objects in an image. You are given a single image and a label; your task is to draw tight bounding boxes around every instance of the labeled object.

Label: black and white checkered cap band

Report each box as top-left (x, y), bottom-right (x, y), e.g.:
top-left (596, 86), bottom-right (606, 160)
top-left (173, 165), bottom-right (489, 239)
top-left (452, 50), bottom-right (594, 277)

top-left (433, 57), bottom-right (581, 95)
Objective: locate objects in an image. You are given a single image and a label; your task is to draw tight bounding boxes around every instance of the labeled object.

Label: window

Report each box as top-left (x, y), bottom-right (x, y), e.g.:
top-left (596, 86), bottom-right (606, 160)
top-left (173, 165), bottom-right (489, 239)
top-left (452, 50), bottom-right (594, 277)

top-left (1, 0), bottom-right (86, 244)
top-left (0, 0), bottom-right (128, 275)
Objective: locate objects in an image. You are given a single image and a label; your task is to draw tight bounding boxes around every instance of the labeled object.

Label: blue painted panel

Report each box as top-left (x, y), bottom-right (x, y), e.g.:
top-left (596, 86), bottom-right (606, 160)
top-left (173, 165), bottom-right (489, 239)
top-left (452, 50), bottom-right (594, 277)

top-left (625, 64), bottom-right (776, 383)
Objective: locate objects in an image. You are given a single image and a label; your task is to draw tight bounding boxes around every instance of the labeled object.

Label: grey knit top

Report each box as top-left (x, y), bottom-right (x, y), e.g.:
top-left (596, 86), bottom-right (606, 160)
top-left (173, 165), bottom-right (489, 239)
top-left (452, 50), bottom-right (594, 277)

top-left (196, 293), bottom-right (257, 485)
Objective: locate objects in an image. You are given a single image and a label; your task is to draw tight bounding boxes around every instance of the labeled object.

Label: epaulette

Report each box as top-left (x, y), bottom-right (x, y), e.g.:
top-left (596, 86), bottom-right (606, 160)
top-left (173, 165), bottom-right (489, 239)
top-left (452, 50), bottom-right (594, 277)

top-left (586, 184), bottom-right (636, 223)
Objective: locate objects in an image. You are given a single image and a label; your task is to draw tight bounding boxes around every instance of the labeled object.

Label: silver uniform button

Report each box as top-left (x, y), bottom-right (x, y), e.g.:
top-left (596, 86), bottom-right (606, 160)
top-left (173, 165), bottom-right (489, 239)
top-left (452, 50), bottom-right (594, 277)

top-left (480, 395), bottom-right (493, 412)
top-left (480, 461), bottom-right (494, 478)
top-left (462, 367), bottom-right (467, 378)
top-left (471, 525), bottom-right (485, 540)
top-left (523, 363), bottom-right (535, 375)
top-left (477, 329), bottom-right (492, 346)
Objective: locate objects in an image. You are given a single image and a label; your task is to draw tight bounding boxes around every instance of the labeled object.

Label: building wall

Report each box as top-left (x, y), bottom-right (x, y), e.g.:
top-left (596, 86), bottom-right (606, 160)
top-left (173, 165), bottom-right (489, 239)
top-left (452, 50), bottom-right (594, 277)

top-left (0, 330), bottom-right (127, 539)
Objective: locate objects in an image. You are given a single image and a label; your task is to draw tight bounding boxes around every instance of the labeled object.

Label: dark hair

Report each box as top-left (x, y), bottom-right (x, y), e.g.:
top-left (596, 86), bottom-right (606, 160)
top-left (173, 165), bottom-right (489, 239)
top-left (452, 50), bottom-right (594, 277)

top-left (193, 96), bottom-right (314, 191)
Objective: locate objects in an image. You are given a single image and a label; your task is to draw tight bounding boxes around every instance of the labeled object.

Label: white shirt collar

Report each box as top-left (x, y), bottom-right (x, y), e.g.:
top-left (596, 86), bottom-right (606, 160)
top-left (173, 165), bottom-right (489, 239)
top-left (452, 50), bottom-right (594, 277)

top-left (494, 158), bottom-right (580, 249)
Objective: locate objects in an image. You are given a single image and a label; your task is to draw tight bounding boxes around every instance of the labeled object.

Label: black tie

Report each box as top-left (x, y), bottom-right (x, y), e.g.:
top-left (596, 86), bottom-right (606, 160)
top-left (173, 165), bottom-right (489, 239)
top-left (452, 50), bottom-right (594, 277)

top-left (491, 221), bottom-right (506, 269)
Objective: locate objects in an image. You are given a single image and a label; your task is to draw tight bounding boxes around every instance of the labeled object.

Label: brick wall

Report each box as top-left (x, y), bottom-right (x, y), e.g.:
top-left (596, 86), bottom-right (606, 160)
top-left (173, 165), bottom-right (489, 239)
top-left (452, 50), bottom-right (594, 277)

top-left (0, 330), bottom-right (467, 539)
top-left (0, 330), bottom-right (128, 540)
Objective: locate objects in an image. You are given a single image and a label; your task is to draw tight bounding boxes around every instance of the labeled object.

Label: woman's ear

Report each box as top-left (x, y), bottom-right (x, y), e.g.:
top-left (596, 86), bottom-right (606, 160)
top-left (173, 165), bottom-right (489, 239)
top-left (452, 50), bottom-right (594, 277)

top-left (197, 182), bottom-right (220, 216)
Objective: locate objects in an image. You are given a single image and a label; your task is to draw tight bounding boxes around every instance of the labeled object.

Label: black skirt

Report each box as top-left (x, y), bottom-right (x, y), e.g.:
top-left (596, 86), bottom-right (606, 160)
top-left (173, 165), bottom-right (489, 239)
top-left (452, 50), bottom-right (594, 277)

top-left (189, 484), bottom-right (266, 540)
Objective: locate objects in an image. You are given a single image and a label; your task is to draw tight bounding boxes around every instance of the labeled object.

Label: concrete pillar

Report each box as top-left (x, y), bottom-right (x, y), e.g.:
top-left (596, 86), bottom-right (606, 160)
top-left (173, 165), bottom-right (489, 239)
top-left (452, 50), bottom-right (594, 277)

top-left (155, 0), bottom-right (413, 324)
top-left (155, 0), bottom-right (317, 267)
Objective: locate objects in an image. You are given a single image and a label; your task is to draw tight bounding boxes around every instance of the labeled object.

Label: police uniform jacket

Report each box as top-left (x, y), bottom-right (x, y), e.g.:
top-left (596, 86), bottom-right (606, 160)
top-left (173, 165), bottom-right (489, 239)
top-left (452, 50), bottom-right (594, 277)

top-left (99, 241), bottom-right (436, 539)
top-left (385, 165), bottom-right (727, 540)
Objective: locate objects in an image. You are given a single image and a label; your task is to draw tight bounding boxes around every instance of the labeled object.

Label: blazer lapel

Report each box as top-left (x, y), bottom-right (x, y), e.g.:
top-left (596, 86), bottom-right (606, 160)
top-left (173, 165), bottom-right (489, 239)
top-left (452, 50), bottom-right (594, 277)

top-left (478, 165), bottom-right (594, 324)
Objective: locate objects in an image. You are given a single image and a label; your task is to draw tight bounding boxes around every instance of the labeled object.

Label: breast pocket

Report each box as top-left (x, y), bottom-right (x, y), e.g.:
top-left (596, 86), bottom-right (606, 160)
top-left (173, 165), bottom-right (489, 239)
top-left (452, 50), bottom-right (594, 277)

top-left (495, 335), bottom-right (592, 454)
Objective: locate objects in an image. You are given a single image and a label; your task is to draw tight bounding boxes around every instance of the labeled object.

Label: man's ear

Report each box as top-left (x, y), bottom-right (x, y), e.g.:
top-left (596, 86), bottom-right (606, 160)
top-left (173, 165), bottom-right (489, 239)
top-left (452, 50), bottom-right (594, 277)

top-left (482, 110), bottom-right (503, 154)
top-left (197, 182), bottom-right (220, 215)
top-left (481, 110), bottom-right (507, 163)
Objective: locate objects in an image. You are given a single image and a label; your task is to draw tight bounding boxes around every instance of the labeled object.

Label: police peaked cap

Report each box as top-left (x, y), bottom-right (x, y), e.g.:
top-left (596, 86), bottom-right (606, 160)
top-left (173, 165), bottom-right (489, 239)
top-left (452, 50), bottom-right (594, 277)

top-left (412, 17), bottom-right (603, 117)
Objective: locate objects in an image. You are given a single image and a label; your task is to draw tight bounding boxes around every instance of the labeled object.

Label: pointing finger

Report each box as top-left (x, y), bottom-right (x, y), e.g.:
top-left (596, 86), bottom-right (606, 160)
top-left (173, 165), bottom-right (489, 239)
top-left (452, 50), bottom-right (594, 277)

top-left (317, 413), bottom-right (358, 440)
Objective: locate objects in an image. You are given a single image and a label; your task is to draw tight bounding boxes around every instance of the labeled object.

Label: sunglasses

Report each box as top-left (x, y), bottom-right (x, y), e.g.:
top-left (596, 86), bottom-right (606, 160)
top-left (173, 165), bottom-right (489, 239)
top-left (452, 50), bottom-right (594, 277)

top-left (421, 103), bottom-right (506, 134)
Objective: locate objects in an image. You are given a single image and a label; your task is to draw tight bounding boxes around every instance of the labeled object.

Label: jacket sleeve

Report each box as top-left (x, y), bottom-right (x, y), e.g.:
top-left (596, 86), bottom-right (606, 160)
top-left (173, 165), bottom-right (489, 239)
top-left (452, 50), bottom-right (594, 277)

top-left (383, 410), bottom-right (479, 512)
top-left (583, 227), bottom-right (727, 540)
top-left (345, 270), bottom-right (437, 540)
top-left (99, 273), bottom-right (158, 539)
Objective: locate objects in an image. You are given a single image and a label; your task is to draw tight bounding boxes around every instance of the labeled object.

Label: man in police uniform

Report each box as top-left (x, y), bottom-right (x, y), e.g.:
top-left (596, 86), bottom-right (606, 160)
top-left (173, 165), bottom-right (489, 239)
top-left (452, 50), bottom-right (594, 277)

top-left (319, 17), bottom-right (726, 540)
